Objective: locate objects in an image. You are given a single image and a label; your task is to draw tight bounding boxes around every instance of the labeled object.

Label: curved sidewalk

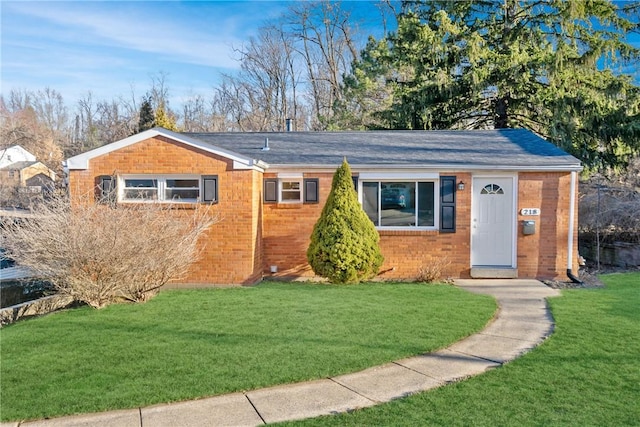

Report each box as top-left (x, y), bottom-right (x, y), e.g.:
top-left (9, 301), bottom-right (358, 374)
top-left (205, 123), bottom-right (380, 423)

top-left (6, 279), bottom-right (560, 427)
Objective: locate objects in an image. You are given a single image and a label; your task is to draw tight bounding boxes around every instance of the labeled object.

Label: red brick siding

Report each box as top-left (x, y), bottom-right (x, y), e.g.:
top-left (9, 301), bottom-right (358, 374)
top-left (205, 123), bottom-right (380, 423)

top-left (67, 136), bottom-right (263, 285)
top-left (263, 172), bottom-right (474, 281)
top-left (517, 172), bottom-right (579, 280)
top-left (262, 172), bottom-right (331, 278)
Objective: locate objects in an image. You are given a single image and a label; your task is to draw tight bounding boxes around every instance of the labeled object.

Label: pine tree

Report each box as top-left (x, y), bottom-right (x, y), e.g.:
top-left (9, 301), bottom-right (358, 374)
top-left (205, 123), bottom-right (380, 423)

top-left (342, 0), bottom-right (640, 170)
top-left (307, 159), bottom-right (384, 283)
top-left (137, 96), bottom-right (155, 133)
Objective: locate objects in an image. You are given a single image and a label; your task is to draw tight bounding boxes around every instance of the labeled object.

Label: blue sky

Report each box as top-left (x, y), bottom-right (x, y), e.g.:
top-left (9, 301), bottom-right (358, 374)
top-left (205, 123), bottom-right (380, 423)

top-left (1, 1), bottom-right (638, 111)
top-left (1, 1), bottom-right (289, 106)
top-left (1, 1), bottom-right (385, 109)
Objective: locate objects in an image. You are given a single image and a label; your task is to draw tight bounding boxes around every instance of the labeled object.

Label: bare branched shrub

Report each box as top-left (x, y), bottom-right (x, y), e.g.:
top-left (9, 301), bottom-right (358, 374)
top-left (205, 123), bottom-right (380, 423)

top-left (579, 160), bottom-right (640, 245)
top-left (1, 193), bottom-right (218, 308)
top-left (416, 257), bottom-right (452, 284)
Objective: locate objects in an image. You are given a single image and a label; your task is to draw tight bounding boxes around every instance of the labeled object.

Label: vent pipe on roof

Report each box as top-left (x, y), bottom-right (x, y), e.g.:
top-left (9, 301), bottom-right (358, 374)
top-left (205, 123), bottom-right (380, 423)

top-left (262, 137), bottom-right (270, 151)
top-left (285, 118), bottom-right (292, 132)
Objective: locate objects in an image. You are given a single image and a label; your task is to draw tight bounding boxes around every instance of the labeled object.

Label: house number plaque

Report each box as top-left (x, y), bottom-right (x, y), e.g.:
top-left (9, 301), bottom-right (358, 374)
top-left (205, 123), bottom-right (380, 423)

top-left (520, 208), bottom-right (541, 216)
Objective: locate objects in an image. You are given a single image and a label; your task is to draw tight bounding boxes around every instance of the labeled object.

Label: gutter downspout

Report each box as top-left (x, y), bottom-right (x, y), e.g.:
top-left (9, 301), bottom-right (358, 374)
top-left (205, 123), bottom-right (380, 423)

top-left (567, 170), bottom-right (583, 284)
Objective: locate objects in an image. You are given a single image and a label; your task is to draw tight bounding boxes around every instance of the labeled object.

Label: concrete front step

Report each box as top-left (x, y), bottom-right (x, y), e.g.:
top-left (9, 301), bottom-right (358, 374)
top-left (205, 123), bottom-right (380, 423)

top-left (470, 267), bottom-right (518, 279)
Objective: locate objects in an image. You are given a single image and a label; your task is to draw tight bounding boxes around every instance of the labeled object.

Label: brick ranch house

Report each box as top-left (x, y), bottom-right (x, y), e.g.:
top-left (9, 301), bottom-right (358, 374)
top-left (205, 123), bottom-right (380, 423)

top-left (65, 127), bottom-right (583, 285)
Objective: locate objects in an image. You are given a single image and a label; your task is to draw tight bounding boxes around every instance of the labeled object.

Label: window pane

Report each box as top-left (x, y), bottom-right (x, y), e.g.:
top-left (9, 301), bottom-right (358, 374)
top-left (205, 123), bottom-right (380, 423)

top-left (281, 191), bottom-right (301, 201)
top-left (418, 182), bottom-right (435, 226)
top-left (381, 182), bottom-right (415, 227)
top-left (166, 179), bottom-right (198, 188)
top-left (362, 182), bottom-right (379, 226)
top-left (165, 189), bottom-right (199, 201)
top-left (165, 179), bottom-right (199, 202)
top-left (124, 189), bottom-right (157, 200)
top-left (282, 181), bottom-right (300, 190)
top-left (125, 179), bottom-right (157, 188)
top-left (124, 179), bottom-right (157, 200)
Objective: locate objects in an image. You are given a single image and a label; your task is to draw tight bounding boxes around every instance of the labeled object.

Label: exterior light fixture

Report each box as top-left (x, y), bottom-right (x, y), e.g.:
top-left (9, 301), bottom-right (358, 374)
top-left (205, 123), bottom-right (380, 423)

top-left (457, 181), bottom-right (465, 191)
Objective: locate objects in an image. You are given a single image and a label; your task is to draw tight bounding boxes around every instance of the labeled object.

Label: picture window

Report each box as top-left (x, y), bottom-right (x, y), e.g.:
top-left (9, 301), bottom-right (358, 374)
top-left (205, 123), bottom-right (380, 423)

top-left (361, 180), bottom-right (437, 229)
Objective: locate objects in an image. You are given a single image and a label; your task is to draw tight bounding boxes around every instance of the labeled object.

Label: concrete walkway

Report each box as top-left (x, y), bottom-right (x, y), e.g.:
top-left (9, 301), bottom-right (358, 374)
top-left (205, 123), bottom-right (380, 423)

top-left (3, 279), bottom-right (561, 427)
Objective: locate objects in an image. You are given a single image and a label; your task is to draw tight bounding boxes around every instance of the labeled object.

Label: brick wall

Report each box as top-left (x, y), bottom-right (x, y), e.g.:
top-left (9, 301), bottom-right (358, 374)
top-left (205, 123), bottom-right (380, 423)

top-left (262, 172), bottom-right (330, 278)
top-left (263, 171), bottom-right (577, 282)
top-left (67, 136), bottom-right (263, 286)
top-left (517, 172), bottom-right (579, 280)
top-left (263, 172), bottom-right (474, 281)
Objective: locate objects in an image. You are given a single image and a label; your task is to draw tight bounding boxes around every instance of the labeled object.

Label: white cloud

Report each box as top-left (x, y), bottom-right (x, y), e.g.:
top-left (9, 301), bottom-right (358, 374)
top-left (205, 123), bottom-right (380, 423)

top-left (4, 1), bottom-right (249, 69)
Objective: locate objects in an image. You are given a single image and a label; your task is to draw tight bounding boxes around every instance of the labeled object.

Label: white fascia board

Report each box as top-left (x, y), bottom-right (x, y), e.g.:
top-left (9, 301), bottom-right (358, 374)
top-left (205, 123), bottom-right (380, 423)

top-left (66, 127), bottom-right (260, 171)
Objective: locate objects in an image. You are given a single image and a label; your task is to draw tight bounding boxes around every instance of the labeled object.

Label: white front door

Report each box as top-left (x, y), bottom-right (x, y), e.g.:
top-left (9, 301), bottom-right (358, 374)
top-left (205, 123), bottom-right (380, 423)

top-left (471, 177), bottom-right (515, 267)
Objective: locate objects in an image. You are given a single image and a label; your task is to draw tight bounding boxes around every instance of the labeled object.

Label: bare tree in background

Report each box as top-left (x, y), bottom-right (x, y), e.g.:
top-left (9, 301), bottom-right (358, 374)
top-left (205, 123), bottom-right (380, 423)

top-left (218, 25), bottom-right (299, 131)
top-left (182, 93), bottom-right (212, 132)
top-left (287, 0), bottom-right (360, 129)
top-left (0, 91), bottom-right (64, 172)
top-left (213, 1), bottom-right (361, 131)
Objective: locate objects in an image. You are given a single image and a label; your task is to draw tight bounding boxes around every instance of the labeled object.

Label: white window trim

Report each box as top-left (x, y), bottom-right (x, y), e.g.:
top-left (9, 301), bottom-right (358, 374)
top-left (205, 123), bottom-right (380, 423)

top-left (278, 178), bottom-right (303, 203)
top-left (358, 178), bottom-right (440, 230)
top-left (119, 174), bottom-right (201, 203)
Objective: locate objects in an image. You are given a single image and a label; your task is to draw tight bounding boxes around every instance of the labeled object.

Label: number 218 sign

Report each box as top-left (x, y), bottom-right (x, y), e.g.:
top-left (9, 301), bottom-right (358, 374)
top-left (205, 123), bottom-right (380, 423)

top-left (520, 208), bottom-right (541, 216)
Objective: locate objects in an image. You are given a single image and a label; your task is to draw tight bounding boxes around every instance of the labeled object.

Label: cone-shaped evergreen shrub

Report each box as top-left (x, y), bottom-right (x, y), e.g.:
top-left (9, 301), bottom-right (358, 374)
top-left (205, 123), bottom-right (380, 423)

top-left (307, 158), bottom-right (384, 283)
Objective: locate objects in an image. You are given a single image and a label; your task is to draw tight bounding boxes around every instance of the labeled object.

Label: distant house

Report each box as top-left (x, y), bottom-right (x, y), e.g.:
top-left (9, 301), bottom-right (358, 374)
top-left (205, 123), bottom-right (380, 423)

top-left (65, 127), bottom-right (583, 285)
top-left (0, 146), bottom-right (56, 196)
top-left (0, 145), bottom-right (36, 169)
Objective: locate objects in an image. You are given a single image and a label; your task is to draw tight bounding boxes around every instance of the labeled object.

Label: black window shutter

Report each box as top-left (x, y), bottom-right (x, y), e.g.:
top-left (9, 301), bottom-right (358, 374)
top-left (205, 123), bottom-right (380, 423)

top-left (352, 175), bottom-right (358, 192)
top-left (440, 176), bottom-right (456, 233)
top-left (201, 175), bottom-right (218, 203)
top-left (304, 178), bottom-right (319, 203)
top-left (98, 175), bottom-right (116, 204)
top-left (264, 178), bottom-right (278, 203)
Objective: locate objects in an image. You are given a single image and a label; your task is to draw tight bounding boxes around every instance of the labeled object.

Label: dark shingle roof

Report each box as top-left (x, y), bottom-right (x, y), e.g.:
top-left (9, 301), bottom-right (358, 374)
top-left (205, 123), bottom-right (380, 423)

top-left (184, 129), bottom-right (581, 170)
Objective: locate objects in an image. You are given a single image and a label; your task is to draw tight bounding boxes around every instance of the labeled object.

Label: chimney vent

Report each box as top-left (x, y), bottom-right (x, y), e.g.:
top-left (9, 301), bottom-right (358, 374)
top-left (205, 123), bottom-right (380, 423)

top-left (285, 118), bottom-right (292, 132)
top-left (262, 137), bottom-right (270, 151)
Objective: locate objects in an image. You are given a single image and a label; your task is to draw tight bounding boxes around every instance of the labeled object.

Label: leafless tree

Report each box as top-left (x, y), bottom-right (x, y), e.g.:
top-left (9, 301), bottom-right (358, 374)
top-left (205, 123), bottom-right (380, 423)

top-left (182, 94), bottom-right (211, 132)
top-left (287, 1), bottom-right (360, 129)
top-left (0, 91), bottom-right (64, 172)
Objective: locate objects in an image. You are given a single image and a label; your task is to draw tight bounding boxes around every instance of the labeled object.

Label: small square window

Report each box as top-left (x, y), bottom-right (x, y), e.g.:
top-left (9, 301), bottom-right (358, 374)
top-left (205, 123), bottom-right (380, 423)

top-left (280, 180), bottom-right (302, 202)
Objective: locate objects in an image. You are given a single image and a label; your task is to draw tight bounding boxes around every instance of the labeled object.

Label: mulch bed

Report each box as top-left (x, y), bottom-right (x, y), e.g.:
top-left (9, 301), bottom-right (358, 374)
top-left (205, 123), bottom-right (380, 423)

top-left (542, 265), bottom-right (639, 289)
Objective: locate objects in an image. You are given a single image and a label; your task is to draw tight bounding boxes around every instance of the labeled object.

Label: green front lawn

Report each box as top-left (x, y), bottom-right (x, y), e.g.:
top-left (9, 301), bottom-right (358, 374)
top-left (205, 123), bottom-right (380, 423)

top-left (284, 272), bottom-right (640, 426)
top-left (0, 282), bottom-right (495, 422)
